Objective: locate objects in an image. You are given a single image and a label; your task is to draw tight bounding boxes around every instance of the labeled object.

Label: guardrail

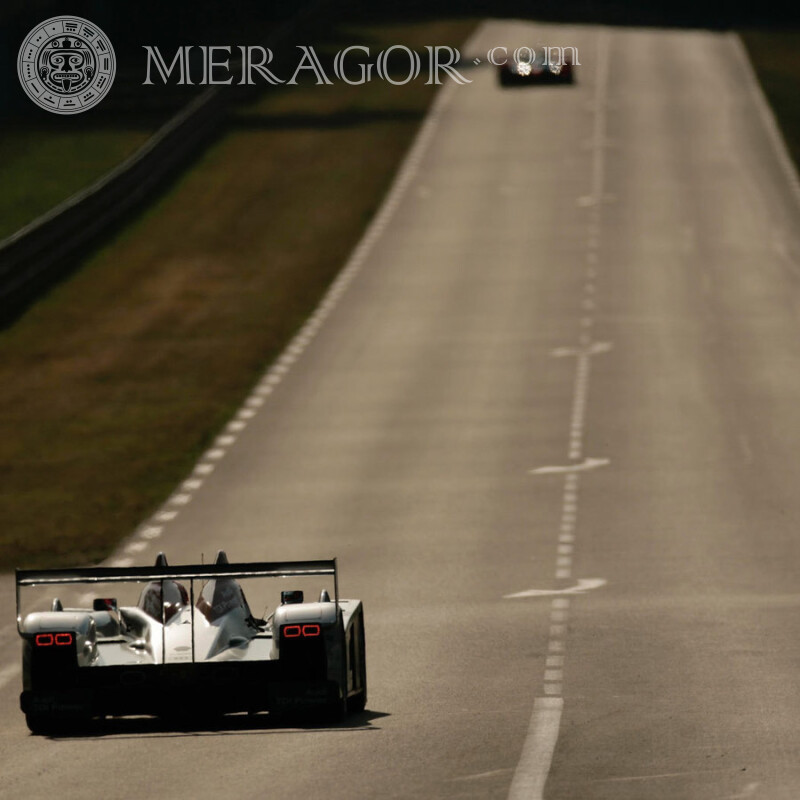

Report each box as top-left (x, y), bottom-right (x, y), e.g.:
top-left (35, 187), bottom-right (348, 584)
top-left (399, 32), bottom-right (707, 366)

top-left (0, 1), bottom-right (328, 325)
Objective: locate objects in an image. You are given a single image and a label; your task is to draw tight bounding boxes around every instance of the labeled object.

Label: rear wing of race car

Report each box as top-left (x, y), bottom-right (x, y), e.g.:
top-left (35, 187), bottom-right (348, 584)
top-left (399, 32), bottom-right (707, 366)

top-left (16, 558), bottom-right (339, 633)
top-left (16, 556), bottom-right (366, 728)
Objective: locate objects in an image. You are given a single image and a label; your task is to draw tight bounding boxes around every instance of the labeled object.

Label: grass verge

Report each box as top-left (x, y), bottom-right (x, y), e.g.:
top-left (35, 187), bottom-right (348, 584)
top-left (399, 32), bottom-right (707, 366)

top-left (0, 127), bottom-right (151, 240)
top-left (741, 30), bottom-right (800, 170)
top-left (0, 18), bottom-right (477, 569)
top-left (3, 20), bottom-right (797, 570)
top-left (0, 3), bottom-right (299, 240)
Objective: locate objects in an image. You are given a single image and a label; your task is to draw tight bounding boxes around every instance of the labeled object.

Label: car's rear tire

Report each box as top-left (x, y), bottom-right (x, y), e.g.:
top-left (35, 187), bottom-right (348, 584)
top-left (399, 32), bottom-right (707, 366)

top-left (321, 696), bottom-right (347, 724)
top-left (25, 712), bottom-right (51, 735)
top-left (25, 712), bottom-right (77, 735)
top-left (347, 689), bottom-right (367, 714)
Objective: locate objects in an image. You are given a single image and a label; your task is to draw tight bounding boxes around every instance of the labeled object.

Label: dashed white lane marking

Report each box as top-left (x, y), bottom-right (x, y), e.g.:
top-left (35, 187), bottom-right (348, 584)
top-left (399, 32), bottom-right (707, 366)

top-left (107, 75), bottom-right (460, 566)
top-left (509, 29), bottom-right (610, 800)
top-left (555, 568), bottom-right (572, 580)
top-left (508, 698), bottom-right (564, 800)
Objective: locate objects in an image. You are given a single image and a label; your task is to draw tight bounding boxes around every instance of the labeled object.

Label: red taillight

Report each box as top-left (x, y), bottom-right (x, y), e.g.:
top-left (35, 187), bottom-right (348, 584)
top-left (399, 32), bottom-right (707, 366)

top-left (34, 632), bottom-right (73, 647)
top-left (283, 624), bottom-right (322, 639)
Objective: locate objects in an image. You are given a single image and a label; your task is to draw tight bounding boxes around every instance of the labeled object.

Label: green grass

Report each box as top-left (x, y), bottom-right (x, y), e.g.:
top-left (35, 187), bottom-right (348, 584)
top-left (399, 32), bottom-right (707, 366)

top-left (0, 127), bottom-right (151, 240)
top-left (0, 3), bottom-right (294, 239)
top-left (0, 18), bottom-right (477, 569)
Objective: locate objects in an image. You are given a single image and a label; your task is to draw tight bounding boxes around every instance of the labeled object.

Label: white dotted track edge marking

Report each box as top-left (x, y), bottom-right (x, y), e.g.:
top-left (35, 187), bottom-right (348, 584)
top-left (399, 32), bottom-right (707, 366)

top-left (509, 28), bottom-right (611, 800)
top-left (108, 80), bottom-right (460, 568)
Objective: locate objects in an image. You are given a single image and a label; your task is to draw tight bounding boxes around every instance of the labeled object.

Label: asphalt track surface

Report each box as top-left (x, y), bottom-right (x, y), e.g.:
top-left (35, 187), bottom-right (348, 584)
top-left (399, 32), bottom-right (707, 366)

top-left (2, 19), bottom-right (800, 800)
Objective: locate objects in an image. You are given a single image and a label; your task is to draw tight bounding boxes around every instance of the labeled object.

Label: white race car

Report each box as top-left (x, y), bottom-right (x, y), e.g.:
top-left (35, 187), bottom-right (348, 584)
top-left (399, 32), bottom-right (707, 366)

top-left (16, 552), bottom-right (366, 733)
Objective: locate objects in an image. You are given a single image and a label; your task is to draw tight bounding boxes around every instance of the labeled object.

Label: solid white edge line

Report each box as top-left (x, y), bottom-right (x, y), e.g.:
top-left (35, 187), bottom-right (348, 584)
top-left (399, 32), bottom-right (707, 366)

top-left (507, 697), bottom-right (564, 800)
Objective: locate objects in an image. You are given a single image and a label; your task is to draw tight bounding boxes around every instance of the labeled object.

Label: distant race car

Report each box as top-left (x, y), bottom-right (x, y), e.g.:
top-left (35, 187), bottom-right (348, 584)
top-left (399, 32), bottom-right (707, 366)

top-left (16, 551), bottom-right (366, 733)
top-left (498, 50), bottom-right (574, 86)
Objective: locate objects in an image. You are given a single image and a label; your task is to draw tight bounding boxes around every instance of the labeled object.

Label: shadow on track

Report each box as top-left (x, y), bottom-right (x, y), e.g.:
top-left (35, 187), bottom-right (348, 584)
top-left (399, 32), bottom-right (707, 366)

top-left (39, 709), bottom-right (389, 741)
